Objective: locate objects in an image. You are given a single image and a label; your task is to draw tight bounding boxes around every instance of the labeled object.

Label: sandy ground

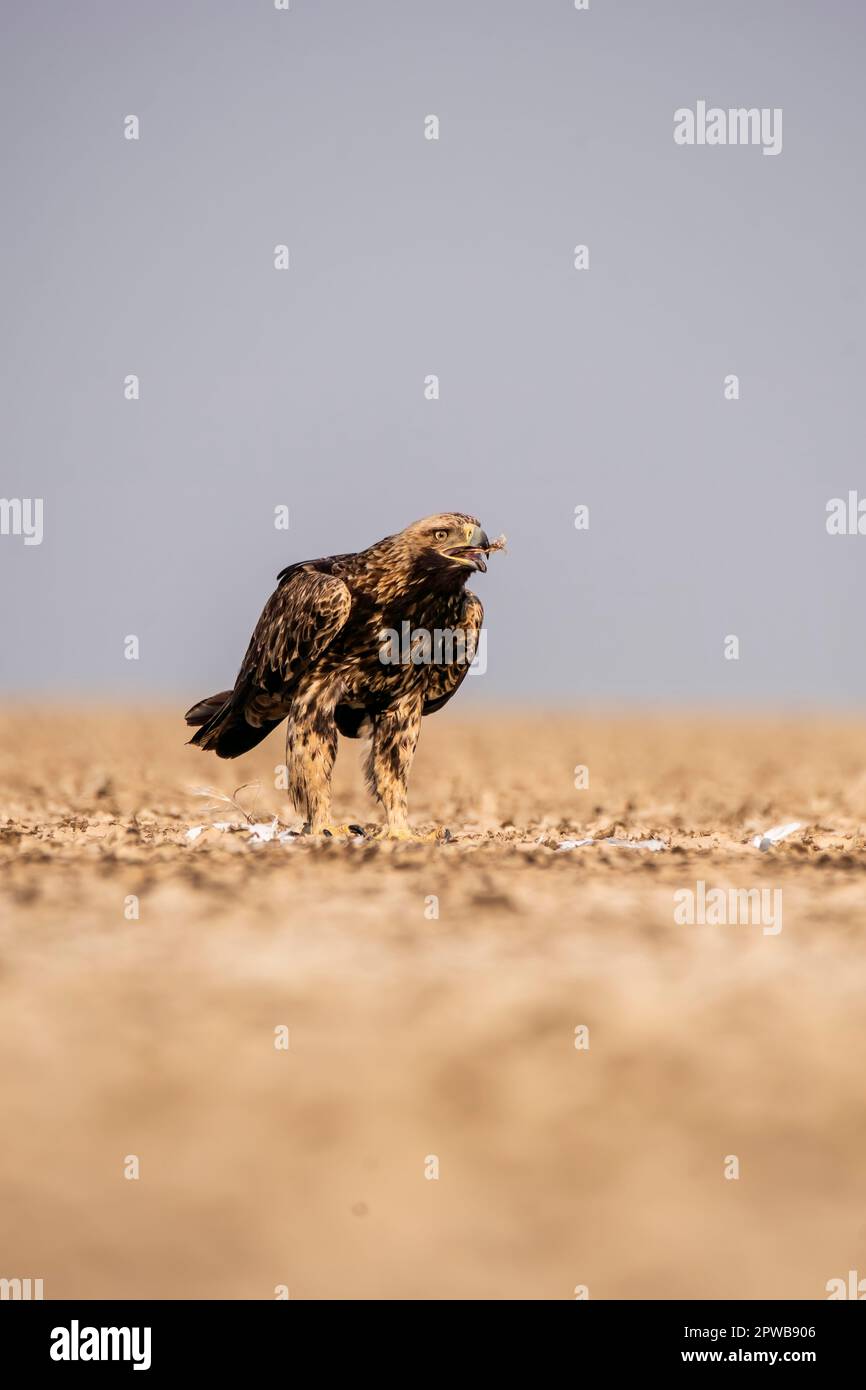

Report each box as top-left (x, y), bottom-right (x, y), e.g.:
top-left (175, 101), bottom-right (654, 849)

top-left (1, 706), bottom-right (865, 1301)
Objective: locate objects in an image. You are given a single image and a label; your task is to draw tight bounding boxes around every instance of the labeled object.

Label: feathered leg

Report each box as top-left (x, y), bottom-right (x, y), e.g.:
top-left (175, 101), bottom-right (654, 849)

top-left (285, 689), bottom-right (339, 834)
top-left (364, 696), bottom-right (427, 839)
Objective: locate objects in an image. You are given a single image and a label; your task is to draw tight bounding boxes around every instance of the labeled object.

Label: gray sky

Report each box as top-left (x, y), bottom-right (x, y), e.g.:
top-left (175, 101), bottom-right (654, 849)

top-left (2, 0), bottom-right (864, 707)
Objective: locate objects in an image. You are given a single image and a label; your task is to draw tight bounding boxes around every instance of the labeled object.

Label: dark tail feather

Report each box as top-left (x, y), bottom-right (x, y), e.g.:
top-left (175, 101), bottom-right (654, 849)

top-left (185, 691), bottom-right (233, 727)
top-left (185, 690), bottom-right (279, 759)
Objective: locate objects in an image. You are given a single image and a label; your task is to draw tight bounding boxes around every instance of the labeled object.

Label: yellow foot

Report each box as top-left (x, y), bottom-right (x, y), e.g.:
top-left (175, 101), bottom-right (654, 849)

top-left (303, 822), bottom-right (367, 839)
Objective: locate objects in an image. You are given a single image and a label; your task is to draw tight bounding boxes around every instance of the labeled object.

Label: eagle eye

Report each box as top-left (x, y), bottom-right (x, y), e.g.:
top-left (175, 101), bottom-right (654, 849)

top-left (434, 529), bottom-right (448, 542)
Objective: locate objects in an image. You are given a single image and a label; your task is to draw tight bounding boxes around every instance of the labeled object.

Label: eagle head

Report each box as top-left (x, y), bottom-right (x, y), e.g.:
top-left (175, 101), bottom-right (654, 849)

top-left (402, 513), bottom-right (493, 574)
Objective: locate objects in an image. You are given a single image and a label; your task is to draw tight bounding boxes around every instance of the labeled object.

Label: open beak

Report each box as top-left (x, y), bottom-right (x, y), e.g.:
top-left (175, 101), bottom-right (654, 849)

top-left (444, 525), bottom-right (491, 572)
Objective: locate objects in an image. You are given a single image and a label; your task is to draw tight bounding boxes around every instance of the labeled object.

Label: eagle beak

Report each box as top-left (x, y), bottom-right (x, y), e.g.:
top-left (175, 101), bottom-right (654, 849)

top-left (465, 525), bottom-right (490, 572)
top-left (469, 525), bottom-right (490, 550)
top-left (458, 525), bottom-right (492, 569)
top-left (442, 524), bottom-right (491, 571)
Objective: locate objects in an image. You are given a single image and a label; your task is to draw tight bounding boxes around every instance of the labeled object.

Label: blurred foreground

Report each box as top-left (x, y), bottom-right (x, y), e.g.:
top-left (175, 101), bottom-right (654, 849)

top-left (1, 708), bottom-right (865, 1299)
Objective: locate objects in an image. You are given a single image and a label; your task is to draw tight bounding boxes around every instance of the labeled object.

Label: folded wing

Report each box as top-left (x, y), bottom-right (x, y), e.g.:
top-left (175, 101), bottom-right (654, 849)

top-left (187, 566), bottom-right (352, 756)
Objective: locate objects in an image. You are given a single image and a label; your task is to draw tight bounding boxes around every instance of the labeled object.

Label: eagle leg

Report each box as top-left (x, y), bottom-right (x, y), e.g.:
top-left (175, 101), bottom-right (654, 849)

top-left (363, 697), bottom-right (424, 837)
top-left (285, 692), bottom-right (338, 834)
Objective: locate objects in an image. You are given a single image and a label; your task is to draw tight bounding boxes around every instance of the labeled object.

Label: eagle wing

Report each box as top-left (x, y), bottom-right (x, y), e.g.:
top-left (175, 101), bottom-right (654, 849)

top-left (241, 564), bottom-right (352, 692)
top-left (422, 592), bottom-right (484, 716)
top-left (186, 564), bottom-right (352, 756)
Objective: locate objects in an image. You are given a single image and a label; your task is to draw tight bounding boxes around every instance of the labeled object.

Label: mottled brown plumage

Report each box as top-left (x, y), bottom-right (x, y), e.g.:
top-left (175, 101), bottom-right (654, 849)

top-left (185, 513), bottom-right (499, 837)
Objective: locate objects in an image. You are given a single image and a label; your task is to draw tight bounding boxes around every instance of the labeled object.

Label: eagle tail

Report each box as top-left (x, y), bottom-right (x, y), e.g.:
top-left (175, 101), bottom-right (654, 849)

top-left (185, 690), bottom-right (279, 759)
top-left (185, 691), bottom-right (233, 728)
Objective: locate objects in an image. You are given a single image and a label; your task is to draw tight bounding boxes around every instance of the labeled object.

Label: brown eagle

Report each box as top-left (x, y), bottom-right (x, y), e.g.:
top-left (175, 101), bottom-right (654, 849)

top-left (185, 513), bottom-right (500, 839)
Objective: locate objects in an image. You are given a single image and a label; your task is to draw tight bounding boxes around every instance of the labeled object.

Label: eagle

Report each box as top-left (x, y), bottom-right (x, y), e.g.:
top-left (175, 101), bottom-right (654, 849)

top-left (185, 513), bottom-right (500, 840)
